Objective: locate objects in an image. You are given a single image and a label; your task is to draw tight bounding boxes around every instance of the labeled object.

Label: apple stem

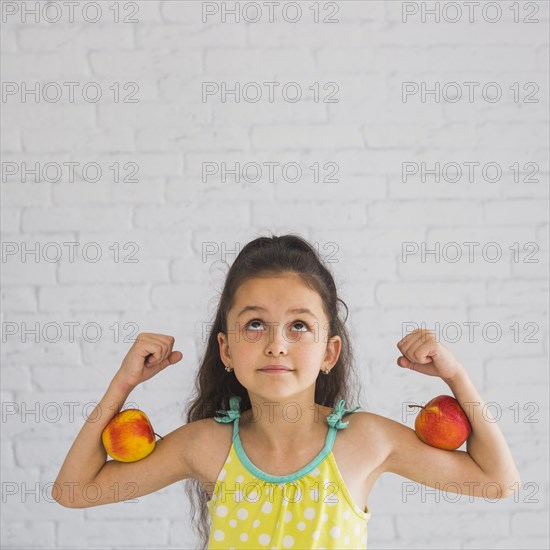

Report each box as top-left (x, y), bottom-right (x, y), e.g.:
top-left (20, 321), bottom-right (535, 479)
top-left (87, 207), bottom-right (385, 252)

top-left (154, 432), bottom-right (164, 440)
top-left (408, 404), bottom-right (425, 409)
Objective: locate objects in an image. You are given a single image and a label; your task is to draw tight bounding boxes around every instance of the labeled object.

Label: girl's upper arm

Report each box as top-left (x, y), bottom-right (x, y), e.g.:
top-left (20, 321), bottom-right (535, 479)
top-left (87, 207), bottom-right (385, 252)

top-left (372, 413), bottom-right (512, 499)
top-left (57, 419), bottom-right (209, 508)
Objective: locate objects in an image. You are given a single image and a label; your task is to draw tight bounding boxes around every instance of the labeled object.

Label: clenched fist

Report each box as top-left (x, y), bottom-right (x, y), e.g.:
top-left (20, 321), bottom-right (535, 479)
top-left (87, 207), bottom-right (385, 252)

top-left (397, 328), bottom-right (464, 383)
top-left (114, 333), bottom-right (183, 390)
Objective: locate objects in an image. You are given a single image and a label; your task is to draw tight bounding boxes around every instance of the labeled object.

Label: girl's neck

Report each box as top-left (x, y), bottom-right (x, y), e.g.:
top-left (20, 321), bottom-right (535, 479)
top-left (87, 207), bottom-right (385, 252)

top-left (239, 401), bottom-right (331, 453)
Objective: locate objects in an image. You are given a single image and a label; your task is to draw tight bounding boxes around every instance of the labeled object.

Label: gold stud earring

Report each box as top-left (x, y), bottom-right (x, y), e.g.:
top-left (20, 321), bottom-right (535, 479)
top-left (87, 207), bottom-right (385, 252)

top-left (225, 364), bottom-right (233, 372)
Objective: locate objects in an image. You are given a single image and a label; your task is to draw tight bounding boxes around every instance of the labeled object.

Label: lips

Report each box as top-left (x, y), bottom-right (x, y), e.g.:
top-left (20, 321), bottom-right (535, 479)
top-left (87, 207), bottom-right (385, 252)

top-left (259, 365), bottom-right (293, 372)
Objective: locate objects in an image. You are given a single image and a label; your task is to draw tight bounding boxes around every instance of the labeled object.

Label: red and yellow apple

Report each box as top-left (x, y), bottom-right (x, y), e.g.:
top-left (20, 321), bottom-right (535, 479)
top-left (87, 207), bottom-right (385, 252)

top-left (409, 395), bottom-right (472, 450)
top-left (102, 409), bottom-right (163, 462)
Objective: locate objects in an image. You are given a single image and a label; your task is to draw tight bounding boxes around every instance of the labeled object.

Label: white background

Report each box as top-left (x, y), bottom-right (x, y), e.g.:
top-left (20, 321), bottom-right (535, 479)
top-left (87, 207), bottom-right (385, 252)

top-left (1, 0), bottom-right (549, 548)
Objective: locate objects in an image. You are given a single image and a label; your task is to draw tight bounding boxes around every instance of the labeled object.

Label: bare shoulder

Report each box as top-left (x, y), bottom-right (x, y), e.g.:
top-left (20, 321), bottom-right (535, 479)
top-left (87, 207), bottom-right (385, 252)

top-left (184, 416), bottom-right (231, 440)
top-left (348, 410), bottom-right (392, 441)
top-left (351, 409), bottom-right (436, 471)
top-left (345, 411), bottom-right (395, 474)
top-left (185, 417), bottom-right (233, 484)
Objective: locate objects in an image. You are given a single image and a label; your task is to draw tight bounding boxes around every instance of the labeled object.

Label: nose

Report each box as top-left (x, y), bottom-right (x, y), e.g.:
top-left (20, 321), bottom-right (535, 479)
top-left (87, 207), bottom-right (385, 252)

top-left (264, 322), bottom-right (288, 356)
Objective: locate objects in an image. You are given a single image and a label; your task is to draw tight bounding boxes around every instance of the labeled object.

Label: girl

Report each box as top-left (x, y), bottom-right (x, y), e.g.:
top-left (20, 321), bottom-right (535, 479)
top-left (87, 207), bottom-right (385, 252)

top-left (53, 233), bottom-right (521, 550)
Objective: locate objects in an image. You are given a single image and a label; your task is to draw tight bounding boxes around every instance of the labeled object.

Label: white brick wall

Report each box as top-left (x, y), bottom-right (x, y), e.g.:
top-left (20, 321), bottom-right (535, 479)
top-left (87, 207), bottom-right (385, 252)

top-left (1, 1), bottom-right (548, 548)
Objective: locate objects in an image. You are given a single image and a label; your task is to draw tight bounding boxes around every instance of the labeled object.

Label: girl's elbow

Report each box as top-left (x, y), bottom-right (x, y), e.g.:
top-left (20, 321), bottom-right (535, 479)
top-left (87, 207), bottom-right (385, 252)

top-left (494, 477), bottom-right (521, 499)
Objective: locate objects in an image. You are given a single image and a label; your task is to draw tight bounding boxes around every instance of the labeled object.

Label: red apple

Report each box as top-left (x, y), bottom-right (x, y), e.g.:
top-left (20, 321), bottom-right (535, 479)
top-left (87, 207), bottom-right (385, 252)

top-left (102, 409), bottom-right (164, 462)
top-left (409, 395), bottom-right (472, 450)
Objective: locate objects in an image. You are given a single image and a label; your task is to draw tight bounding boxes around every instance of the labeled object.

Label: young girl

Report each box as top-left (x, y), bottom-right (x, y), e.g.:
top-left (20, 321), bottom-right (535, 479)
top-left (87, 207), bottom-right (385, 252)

top-left (53, 233), bottom-right (521, 550)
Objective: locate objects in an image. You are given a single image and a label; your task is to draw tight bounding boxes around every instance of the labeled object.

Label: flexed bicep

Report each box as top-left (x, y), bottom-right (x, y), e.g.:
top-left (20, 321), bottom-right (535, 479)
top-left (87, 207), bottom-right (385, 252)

top-left (376, 414), bottom-right (513, 500)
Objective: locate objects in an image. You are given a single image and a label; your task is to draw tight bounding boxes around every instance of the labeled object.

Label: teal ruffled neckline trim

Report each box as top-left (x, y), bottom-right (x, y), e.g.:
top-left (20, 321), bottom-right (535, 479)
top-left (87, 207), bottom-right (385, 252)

top-left (213, 395), bottom-right (363, 483)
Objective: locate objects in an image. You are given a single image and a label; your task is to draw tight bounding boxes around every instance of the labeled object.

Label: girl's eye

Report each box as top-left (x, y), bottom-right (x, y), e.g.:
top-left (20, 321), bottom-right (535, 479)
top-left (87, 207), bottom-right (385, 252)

top-left (244, 319), bottom-right (309, 332)
top-left (244, 319), bottom-right (263, 331)
top-left (292, 321), bottom-right (309, 332)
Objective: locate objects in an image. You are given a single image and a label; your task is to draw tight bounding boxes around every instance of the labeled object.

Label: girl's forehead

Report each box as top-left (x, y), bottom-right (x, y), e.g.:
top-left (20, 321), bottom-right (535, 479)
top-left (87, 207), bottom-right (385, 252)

top-left (229, 277), bottom-right (327, 320)
top-left (235, 275), bottom-right (318, 302)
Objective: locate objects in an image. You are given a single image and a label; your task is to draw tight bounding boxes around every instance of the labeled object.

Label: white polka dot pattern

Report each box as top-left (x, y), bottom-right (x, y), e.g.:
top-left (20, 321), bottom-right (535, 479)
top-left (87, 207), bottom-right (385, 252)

top-left (207, 397), bottom-right (371, 549)
top-left (206, 441), bottom-right (371, 549)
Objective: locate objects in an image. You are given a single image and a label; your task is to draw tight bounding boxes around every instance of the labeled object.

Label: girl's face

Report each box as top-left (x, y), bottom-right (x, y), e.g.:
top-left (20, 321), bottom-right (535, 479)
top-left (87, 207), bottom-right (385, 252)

top-left (217, 273), bottom-right (341, 400)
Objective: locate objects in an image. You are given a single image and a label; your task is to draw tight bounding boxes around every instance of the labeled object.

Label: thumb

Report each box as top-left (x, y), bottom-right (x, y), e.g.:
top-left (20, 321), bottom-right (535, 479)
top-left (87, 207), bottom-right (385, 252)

top-left (147, 351), bottom-right (183, 374)
top-left (397, 356), bottom-right (417, 370)
top-left (397, 356), bottom-right (407, 367)
top-left (169, 351), bottom-right (183, 364)
top-left (145, 351), bottom-right (182, 369)
top-left (398, 355), bottom-right (437, 376)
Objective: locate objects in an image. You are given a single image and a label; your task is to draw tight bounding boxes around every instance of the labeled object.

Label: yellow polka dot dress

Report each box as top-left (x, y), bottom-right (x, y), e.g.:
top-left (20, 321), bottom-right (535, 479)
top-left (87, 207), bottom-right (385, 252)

top-left (207, 395), bottom-right (372, 549)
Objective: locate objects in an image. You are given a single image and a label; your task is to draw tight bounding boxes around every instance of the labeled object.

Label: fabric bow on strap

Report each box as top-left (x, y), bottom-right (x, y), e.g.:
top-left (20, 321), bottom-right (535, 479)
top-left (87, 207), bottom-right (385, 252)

top-left (213, 395), bottom-right (242, 423)
top-left (326, 399), bottom-right (361, 429)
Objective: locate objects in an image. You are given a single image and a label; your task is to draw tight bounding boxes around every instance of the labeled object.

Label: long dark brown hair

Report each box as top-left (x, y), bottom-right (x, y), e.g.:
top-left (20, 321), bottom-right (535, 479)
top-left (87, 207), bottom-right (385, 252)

top-left (183, 232), bottom-right (364, 549)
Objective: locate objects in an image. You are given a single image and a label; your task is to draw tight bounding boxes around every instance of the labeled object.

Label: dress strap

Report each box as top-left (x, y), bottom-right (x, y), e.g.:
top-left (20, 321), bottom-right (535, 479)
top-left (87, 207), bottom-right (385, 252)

top-left (326, 399), bottom-right (361, 430)
top-left (213, 395), bottom-right (241, 423)
top-left (213, 395), bottom-right (242, 442)
top-left (214, 395), bottom-right (241, 423)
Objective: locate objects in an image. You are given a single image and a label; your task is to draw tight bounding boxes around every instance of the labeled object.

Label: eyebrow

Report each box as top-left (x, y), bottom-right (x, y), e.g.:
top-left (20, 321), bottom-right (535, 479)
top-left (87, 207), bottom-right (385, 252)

top-left (236, 305), bottom-right (318, 320)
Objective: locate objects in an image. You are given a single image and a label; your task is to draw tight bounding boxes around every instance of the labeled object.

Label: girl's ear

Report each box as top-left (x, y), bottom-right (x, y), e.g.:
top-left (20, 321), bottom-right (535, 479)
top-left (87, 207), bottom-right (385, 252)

top-left (325, 335), bottom-right (342, 367)
top-left (218, 332), bottom-right (230, 361)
